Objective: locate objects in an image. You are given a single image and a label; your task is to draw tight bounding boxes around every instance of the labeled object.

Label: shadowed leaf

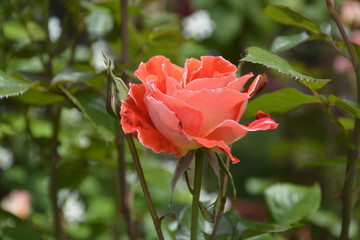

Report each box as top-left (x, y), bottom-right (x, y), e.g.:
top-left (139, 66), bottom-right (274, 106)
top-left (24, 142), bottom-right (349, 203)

top-left (263, 5), bottom-right (321, 34)
top-left (170, 151), bottom-right (195, 205)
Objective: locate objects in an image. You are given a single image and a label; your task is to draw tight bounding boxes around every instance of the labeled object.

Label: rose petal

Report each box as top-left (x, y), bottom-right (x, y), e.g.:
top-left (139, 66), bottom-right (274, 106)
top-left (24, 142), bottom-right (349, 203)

top-left (184, 75), bottom-right (237, 91)
top-left (190, 56), bottom-right (237, 80)
top-left (183, 58), bottom-right (202, 85)
top-left (202, 120), bottom-right (249, 144)
top-left (135, 56), bottom-right (184, 93)
top-left (227, 73), bottom-right (254, 91)
top-left (244, 74), bottom-right (268, 98)
top-left (174, 88), bottom-right (249, 135)
top-left (147, 84), bottom-right (204, 136)
top-left (189, 136), bottom-right (240, 164)
top-left (145, 95), bottom-right (200, 150)
top-left (121, 96), bottom-right (180, 156)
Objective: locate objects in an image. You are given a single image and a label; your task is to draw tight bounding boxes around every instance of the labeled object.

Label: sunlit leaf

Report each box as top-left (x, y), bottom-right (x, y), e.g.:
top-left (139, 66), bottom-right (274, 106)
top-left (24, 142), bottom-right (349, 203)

top-left (243, 88), bottom-right (320, 118)
top-left (328, 95), bottom-right (360, 118)
top-left (52, 68), bottom-right (94, 85)
top-left (271, 32), bottom-right (309, 53)
top-left (265, 183), bottom-right (321, 225)
top-left (263, 5), bottom-right (321, 34)
top-left (241, 47), bottom-right (331, 89)
top-left (0, 71), bottom-right (34, 99)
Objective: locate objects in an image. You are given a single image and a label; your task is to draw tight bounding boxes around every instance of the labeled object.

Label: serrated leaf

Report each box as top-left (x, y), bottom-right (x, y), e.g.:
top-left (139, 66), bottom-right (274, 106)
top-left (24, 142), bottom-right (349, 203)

top-left (328, 95), bottom-right (360, 118)
top-left (265, 183), bottom-right (321, 225)
top-left (271, 32), bottom-right (310, 53)
top-left (263, 5), bottom-right (321, 34)
top-left (243, 88), bottom-right (320, 118)
top-left (0, 71), bottom-right (34, 99)
top-left (52, 68), bottom-right (94, 85)
top-left (170, 151), bottom-right (195, 205)
top-left (241, 47), bottom-right (331, 89)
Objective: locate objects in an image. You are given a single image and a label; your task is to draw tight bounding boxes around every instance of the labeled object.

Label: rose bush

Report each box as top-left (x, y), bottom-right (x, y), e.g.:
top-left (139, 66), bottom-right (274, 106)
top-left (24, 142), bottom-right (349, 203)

top-left (121, 56), bottom-right (278, 163)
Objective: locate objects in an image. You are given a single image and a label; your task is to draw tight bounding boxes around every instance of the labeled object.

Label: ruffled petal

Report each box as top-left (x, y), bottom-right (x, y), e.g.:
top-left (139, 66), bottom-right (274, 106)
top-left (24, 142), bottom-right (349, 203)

top-left (135, 56), bottom-right (184, 93)
top-left (145, 95), bottom-right (201, 151)
top-left (191, 56), bottom-right (237, 80)
top-left (183, 58), bottom-right (202, 85)
top-left (174, 88), bottom-right (249, 135)
top-left (244, 74), bottom-right (268, 98)
top-left (120, 96), bottom-right (180, 156)
top-left (146, 84), bottom-right (204, 136)
top-left (189, 136), bottom-right (240, 164)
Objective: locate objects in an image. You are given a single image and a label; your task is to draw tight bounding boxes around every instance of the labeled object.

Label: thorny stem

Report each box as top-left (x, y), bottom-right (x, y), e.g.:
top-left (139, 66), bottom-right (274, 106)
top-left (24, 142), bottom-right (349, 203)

top-left (123, 130), bottom-right (165, 240)
top-left (49, 106), bottom-right (65, 240)
top-left (326, 1), bottom-right (360, 239)
top-left (210, 156), bottom-right (231, 240)
top-left (191, 150), bottom-right (204, 240)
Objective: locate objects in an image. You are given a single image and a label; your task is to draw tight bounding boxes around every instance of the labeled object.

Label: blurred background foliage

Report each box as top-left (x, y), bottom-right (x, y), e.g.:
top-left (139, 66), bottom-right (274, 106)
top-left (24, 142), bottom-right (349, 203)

top-left (0, 0), bottom-right (359, 239)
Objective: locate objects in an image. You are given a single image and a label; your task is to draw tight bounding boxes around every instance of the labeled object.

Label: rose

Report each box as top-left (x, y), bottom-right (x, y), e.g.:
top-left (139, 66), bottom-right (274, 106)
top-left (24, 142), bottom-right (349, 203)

top-left (120, 56), bottom-right (278, 163)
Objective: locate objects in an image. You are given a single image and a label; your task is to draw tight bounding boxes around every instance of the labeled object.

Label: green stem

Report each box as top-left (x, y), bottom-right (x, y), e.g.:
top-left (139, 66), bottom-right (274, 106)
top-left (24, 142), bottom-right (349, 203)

top-left (116, 125), bottom-right (137, 240)
top-left (123, 132), bottom-right (164, 240)
top-left (191, 150), bottom-right (204, 240)
top-left (210, 156), bottom-right (230, 240)
top-left (49, 106), bottom-right (65, 240)
top-left (325, 1), bottom-right (360, 239)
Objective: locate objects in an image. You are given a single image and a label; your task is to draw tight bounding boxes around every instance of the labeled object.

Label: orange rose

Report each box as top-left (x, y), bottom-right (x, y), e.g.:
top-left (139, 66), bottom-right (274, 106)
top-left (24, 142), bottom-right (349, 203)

top-left (120, 56), bottom-right (278, 163)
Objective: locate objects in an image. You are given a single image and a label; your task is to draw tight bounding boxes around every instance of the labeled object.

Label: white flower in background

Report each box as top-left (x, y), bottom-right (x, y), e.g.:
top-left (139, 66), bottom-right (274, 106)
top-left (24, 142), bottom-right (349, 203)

top-left (0, 147), bottom-right (13, 170)
top-left (77, 133), bottom-right (91, 148)
top-left (1, 190), bottom-right (32, 219)
top-left (61, 108), bottom-right (82, 126)
top-left (59, 190), bottom-right (86, 224)
top-left (48, 16), bottom-right (62, 43)
top-left (182, 10), bottom-right (215, 41)
top-left (91, 40), bottom-right (114, 72)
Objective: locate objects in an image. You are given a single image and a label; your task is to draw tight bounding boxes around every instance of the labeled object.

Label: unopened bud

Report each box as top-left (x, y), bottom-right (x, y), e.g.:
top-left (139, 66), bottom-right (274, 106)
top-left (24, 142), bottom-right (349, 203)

top-left (103, 54), bottom-right (128, 118)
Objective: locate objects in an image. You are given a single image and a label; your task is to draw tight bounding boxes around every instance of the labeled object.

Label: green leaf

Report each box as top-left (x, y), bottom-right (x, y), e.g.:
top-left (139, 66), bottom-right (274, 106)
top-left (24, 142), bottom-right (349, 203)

top-left (271, 32), bottom-right (309, 53)
top-left (328, 95), bottom-right (360, 118)
top-left (59, 86), bottom-right (115, 141)
top-left (170, 151), bottom-right (195, 205)
top-left (3, 226), bottom-right (44, 240)
top-left (52, 68), bottom-right (94, 85)
top-left (240, 221), bottom-right (295, 239)
top-left (265, 183), bottom-right (321, 225)
top-left (0, 71), bottom-right (34, 98)
top-left (337, 41), bottom-right (360, 64)
top-left (243, 88), bottom-right (320, 118)
top-left (57, 159), bottom-right (89, 189)
top-left (263, 5), bottom-right (321, 34)
top-left (241, 47), bottom-right (331, 89)
top-left (2, 21), bottom-right (29, 41)
top-left (18, 88), bottom-right (64, 105)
